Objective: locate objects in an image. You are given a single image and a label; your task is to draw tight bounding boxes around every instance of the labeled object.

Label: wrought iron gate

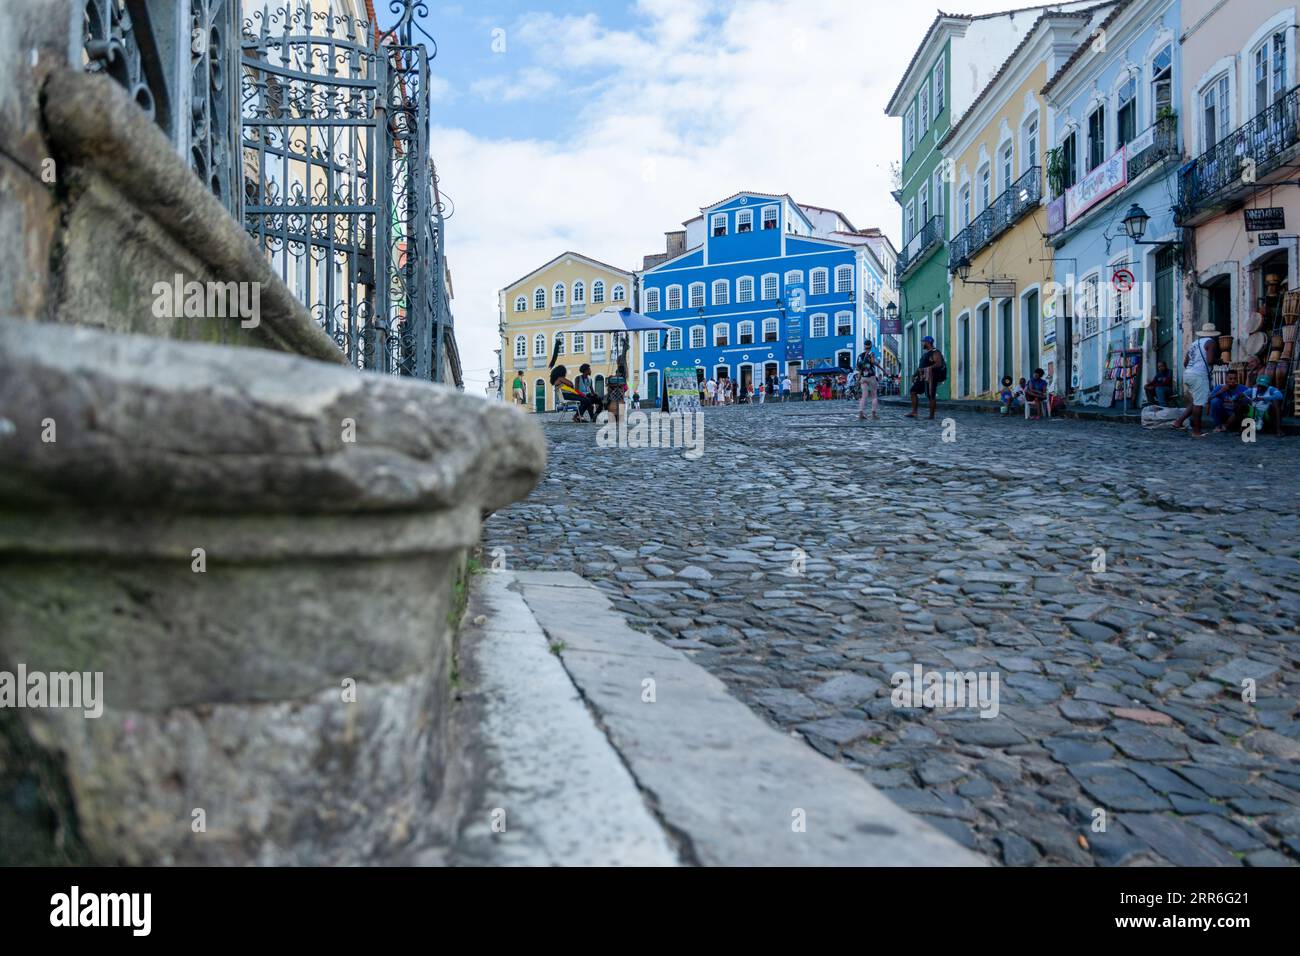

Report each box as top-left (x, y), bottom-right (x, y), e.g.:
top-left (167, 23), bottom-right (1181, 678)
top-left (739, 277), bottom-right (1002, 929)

top-left (81, 0), bottom-right (447, 382)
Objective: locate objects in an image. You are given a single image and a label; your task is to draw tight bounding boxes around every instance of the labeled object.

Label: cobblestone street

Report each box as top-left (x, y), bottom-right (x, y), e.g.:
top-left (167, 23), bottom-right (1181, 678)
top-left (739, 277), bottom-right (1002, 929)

top-left (485, 400), bottom-right (1300, 866)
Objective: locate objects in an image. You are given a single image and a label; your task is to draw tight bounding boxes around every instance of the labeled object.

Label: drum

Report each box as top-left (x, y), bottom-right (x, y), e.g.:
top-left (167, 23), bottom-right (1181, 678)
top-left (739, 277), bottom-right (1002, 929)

top-left (1218, 335), bottom-right (1234, 353)
top-left (1246, 331), bottom-right (1268, 355)
top-left (1271, 333), bottom-right (1284, 350)
top-left (1246, 313), bottom-right (1265, 334)
top-left (1284, 324), bottom-right (1297, 343)
top-left (1284, 342), bottom-right (1295, 360)
top-left (1268, 349), bottom-right (1282, 362)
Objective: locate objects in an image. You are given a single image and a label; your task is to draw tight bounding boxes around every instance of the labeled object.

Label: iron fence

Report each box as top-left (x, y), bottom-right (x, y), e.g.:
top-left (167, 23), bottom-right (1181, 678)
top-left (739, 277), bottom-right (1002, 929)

top-left (898, 214), bottom-right (943, 276)
top-left (80, 0), bottom-right (452, 382)
top-left (948, 166), bottom-right (1040, 272)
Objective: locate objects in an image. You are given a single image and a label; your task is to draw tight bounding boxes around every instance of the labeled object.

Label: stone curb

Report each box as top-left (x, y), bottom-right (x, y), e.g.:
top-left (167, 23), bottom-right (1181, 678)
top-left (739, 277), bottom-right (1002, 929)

top-left (512, 570), bottom-right (986, 866)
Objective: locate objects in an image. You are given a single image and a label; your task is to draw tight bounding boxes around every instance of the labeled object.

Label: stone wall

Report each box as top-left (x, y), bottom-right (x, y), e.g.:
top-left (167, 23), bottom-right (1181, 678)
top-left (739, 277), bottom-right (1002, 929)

top-left (0, 2), bottom-right (545, 864)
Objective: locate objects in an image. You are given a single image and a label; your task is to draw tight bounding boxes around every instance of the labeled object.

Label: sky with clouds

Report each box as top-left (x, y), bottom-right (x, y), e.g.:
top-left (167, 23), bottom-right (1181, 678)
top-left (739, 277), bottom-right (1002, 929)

top-left (410, 0), bottom-right (1022, 393)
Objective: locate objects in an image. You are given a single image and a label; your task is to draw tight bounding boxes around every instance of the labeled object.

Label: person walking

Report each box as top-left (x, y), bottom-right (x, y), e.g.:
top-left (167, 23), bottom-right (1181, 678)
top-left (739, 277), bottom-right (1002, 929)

top-left (905, 335), bottom-right (946, 419)
top-left (511, 371), bottom-right (526, 407)
top-left (781, 374), bottom-right (791, 402)
top-left (855, 340), bottom-right (881, 420)
top-left (1173, 323), bottom-right (1218, 438)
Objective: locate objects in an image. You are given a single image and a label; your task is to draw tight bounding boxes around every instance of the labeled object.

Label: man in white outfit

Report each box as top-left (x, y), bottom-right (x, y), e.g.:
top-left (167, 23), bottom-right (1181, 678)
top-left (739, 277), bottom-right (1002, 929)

top-left (1173, 322), bottom-right (1218, 438)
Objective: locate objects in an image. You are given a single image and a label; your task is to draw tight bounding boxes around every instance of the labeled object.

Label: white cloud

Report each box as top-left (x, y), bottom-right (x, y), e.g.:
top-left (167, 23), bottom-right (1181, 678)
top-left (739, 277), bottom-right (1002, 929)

top-left (438, 0), bottom-right (1017, 392)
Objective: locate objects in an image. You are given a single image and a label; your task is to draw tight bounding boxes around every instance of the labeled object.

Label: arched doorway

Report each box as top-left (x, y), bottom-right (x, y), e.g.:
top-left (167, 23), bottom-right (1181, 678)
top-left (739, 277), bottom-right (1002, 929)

top-left (534, 379), bottom-right (546, 412)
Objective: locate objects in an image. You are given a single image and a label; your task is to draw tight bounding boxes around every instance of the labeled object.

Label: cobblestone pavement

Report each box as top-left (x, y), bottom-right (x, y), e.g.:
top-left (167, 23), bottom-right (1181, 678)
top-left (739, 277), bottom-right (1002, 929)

top-left (484, 400), bottom-right (1300, 866)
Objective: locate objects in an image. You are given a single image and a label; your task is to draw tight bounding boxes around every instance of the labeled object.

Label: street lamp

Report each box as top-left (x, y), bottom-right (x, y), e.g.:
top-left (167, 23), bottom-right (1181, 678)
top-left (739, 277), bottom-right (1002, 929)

top-left (885, 301), bottom-right (898, 324)
top-left (1121, 203), bottom-right (1150, 241)
top-left (955, 256), bottom-right (972, 283)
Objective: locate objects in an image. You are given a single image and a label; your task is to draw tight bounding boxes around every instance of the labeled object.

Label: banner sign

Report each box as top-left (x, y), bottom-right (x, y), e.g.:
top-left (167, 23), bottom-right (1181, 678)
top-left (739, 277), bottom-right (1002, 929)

top-left (1126, 125), bottom-right (1154, 158)
top-left (786, 281), bottom-right (807, 315)
top-left (879, 313), bottom-right (901, 335)
top-left (664, 367), bottom-right (700, 414)
top-left (1046, 195), bottom-right (1066, 235)
top-left (1245, 207), bottom-right (1285, 232)
top-left (785, 319), bottom-right (804, 360)
top-left (1066, 147), bottom-right (1127, 224)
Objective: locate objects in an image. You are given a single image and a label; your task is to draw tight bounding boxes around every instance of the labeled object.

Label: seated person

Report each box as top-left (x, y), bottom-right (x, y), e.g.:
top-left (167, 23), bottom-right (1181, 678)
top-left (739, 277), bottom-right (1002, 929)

top-left (549, 364), bottom-right (599, 422)
top-left (1024, 368), bottom-right (1049, 419)
top-left (1144, 361), bottom-right (1174, 406)
top-left (998, 375), bottom-right (1015, 416)
top-left (1244, 375), bottom-right (1286, 436)
top-left (1014, 377), bottom-right (1027, 406)
top-left (1209, 370), bottom-right (1249, 432)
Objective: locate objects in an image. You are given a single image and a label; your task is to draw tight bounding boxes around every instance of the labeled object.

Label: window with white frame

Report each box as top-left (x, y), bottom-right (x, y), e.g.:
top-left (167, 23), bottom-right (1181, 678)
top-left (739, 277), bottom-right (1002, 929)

top-left (738, 277), bottom-right (755, 303)
top-left (1022, 114), bottom-right (1039, 173)
top-left (762, 205), bottom-right (778, 229)
top-left (762, 317), bottom-right (778, 342)
top-left (712, 279), bottom-right (730, 305)
top-left (592, 280), bottom-right (605, 303)
top-left (934, 58), bottom-right (944, 112)
top-left (1081, 274), bottom-right (1100, 338)
top-left (785, 270), bottom-right (803, 286)
top-left (979, 164), bottom-right (991, 209)
top-left (904, 199), bottom-right (915, 242)
top-left (836, 312), bottom-right (852, 336)
top-left (1201, 74), bottom-right (1230, 150)
top-left (999, 141), bottom-right (1013, 192)
top-left (514, 295), bottom-right (526, 312)
top-left (711, 213), bottom-right (727, 237)
top-left (592, 333), bottom-right (605, 353)
top-left (920, 87), bottom-right (929, 134)
top-left (667, 328), bottom-right (682, 351)
top-left (572, 332), bottom-right (585, 353)
top-left (811, 313), bottom-right (828, 338)
top-left (1087, 103), bottom-right (1106, 171)
top-left (645, 288), bottom-right (660, 312)
top-left (690, 326), bottom-right (705, 349)
top-left (514, 335), bottom-right (526, 358)
top-left (919, 181), bottom-right (930, 224)
top-left (667, 285), bottom-right (682, 310)
top-left (762, 274), bottom-right (778, 299)
top-left (811, 268), bottom-right (828, 296)
top-left (714, 323), bottom-right (729, 346)
top-left (738, 320), bottom-right (755, 345)
top-left (1254, 29), bottom-right (1288, 113)
top-left (553, 282), bottom-right (565, 305)
top-left (534, 333), bottom-right (546, 356)
top-left (960, 184), bottom-right (971, 228)
top-left (554, 331), bottom-right (565, 355)
top-left (1150, 45), bottom-right (1172, 121)
top-left (534, 287), bottom-right (546, 310)
top-left (1116, 75), bottom-right (1137, 147)
top-left (612, 283), bottom-right (626, 302)
top-left (904, 105), bottom-right (915, 157)
top-left (737, 209), bottom-right (753, 233)
top-left (835, 265), bottom-right (852, 293)
top-left (689, 282), bottom-right (705, 308)
top-left (932, 167), bottom-right (944, 213)
top-left (573, 281), bottom-right (585, 304)
top-left (645, 331), bottom-right (659, 352)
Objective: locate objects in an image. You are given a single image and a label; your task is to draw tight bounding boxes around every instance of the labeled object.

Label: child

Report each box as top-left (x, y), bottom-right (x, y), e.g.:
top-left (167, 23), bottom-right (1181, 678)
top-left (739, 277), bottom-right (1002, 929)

top-left (998, 375), bottom-right (1015, 416)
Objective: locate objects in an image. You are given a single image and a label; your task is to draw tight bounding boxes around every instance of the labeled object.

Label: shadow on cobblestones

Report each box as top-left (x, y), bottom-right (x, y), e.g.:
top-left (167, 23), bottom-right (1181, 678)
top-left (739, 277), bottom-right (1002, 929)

top-left (485, 401), bottom-right (1300, 866)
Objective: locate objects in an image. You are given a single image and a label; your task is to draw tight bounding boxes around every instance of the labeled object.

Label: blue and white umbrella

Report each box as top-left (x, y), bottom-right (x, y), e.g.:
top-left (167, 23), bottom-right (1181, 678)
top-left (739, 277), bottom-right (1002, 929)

top-left (566, 307), bottom-right (671, 335)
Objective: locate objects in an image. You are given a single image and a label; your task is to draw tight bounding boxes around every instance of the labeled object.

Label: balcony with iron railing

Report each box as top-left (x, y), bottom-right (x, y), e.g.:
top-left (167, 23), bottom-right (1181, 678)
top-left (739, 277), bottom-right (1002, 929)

top-left (1179, 85), bottom-right (1300, 221)
top-left (897, 215), bottom-right (944, 276)
top-left (1126, 114), bottom-right (1179, 182)
top-left (947, 166), bottom-right (1041, 272)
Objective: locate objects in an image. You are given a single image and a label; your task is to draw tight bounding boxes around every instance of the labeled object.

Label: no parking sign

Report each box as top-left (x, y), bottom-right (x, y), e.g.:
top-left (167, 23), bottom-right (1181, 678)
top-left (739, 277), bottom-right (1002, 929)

top-left (1111, 268), bottom-right (1134, 293)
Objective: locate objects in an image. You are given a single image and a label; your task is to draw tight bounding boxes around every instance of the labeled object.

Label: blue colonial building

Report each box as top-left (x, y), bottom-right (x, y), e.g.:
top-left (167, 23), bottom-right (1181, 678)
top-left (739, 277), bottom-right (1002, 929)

top-left (637, 191), bottom-right (883, 399)
top-left (1041, 0), bottom-right (1185, 403)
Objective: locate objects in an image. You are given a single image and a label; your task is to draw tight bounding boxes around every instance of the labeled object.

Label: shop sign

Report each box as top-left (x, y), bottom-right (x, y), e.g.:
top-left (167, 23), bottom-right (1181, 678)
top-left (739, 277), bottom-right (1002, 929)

top-left (1258, 232), bottom-right (1280, 246)
top-left (1066, 147), bottom-right (1127, 224)
top-left (1244, 208), bottom-right (1284, 232)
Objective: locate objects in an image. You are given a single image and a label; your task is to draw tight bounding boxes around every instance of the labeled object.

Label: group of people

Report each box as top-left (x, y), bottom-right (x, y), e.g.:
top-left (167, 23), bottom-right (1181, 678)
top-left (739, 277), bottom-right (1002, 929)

top-left (508, 359), bottom-right (631, 424)
top-left (701, 375), bottom-right (792, 405)
top-left (1149, 323), bottom-right (1287, 437)
top-left (996, 371), bottom-right (1052, 419)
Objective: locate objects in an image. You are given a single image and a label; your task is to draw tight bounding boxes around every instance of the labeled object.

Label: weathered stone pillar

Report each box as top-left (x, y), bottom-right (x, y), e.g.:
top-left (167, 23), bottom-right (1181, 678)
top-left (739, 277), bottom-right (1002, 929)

top-left (0, 319), bottom-right (545, 863)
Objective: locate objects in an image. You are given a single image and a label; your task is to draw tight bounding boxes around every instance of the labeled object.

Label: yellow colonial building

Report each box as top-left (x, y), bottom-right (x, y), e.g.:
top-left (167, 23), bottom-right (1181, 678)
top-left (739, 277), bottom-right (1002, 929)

top-left (941, 5), bottom-right (1115, 399)
top-left (499, 252), bottom-right (637, 412)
